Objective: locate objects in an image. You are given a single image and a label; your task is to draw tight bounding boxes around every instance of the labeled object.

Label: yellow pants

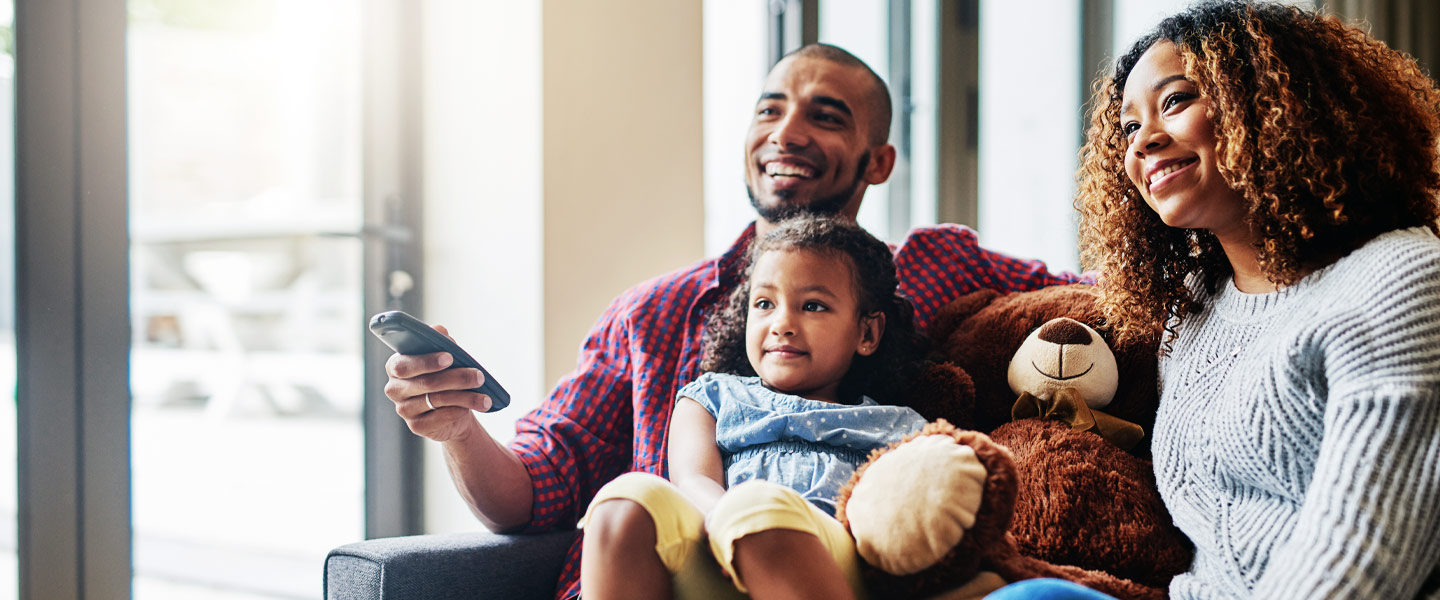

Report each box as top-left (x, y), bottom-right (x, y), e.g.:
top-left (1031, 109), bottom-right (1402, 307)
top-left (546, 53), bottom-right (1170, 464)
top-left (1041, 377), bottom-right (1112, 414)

top-left (580, 472), bottom-right (868, 599)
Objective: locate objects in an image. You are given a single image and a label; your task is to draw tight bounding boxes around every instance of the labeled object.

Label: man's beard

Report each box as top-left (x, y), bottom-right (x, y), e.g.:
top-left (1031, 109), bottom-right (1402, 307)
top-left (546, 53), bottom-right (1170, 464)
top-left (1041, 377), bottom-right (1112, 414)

top-left (747, 151), bottom-right (870, 222)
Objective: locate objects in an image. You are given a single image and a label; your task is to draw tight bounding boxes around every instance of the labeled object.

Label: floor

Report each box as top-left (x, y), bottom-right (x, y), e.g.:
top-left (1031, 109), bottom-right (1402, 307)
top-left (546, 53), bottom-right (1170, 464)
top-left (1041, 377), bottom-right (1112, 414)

top-left (130, 405), bottom-right (364, 599)
top-left (0, 400), bottom-right (364, 599)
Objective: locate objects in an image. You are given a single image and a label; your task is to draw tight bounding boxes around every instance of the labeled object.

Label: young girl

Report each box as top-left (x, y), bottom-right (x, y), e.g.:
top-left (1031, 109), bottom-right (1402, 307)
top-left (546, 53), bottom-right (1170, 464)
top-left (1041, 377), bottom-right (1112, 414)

top-left (579, 216), bottom-right (929, 600)
top-left (990, 2), bottom-right (1440, 599)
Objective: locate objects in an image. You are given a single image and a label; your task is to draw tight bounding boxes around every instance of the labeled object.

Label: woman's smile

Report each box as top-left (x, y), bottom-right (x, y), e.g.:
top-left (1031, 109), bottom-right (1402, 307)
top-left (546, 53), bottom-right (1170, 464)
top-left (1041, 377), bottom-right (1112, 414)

top-left (1145, 157), bottom-right (1198, 195)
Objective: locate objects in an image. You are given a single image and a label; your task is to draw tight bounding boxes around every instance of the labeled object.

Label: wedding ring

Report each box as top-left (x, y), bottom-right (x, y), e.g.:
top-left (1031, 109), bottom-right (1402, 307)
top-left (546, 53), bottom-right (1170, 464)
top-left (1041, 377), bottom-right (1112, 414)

top-left (425, 393), bottom-right (435, 411)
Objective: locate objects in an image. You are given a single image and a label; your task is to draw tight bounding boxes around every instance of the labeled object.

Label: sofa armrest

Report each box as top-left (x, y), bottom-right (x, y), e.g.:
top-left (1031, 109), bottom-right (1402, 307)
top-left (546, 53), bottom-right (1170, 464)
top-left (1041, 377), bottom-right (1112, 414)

top-left (324, 530), bottom-right (577, 600)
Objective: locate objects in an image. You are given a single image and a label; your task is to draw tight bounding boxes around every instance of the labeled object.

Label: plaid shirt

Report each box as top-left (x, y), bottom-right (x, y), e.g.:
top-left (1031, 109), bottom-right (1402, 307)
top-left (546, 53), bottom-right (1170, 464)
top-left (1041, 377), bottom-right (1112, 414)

top-left (508, 222), bottom-right (1083, 599)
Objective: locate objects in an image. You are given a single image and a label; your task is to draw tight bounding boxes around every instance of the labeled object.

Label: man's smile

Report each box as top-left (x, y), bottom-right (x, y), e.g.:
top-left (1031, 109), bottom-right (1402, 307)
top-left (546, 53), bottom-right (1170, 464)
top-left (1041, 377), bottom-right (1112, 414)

top-left (765, 161), bottom-right (816, 179)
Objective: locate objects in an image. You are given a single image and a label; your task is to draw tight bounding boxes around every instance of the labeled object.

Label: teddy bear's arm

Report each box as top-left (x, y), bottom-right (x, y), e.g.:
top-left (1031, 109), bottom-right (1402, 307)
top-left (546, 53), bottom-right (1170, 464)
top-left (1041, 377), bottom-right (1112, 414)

top-left (844, 430), bottom-right (989, 575)
top-left (925, 289), bottom-right (1002, 353)
top-left (838, 421), bottom-right (1016, 600)
top-left (904, 362), bottom-right (977, 429)
top-left (839, 420), bottom-right (1178, 600)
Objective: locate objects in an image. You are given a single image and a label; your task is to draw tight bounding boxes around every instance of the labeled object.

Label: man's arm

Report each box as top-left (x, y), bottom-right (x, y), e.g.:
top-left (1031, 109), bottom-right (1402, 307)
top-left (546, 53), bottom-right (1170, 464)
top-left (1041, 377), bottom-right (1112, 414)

top-left (896, 225), bottom-right (1092, 329)
top-left (507, 293), bottom-right (638, 532)
top-left (383, 286), bottom-right (644, 534)
top-left (384, 339), bottom-right (533, 531)
top-left (442, 420), bottom-right (534, 532)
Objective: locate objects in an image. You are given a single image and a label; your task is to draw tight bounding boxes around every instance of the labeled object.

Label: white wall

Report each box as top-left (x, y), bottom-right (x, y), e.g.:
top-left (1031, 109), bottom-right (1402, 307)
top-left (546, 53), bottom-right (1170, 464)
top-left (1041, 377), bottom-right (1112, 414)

top-left (420, 0), bottom-right (543, 534)
top-left (541, 0), bottom-right (705, 388)
top-left (907, 0), bottom-right (939, 230)
top-left (420, 0), bottom-right (704, 534)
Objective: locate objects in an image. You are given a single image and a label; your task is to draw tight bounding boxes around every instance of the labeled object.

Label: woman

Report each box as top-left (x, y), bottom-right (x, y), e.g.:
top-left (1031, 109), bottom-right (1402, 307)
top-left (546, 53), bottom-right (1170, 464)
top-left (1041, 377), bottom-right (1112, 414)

top-left (1054, 1), bottom-right (1440, 599)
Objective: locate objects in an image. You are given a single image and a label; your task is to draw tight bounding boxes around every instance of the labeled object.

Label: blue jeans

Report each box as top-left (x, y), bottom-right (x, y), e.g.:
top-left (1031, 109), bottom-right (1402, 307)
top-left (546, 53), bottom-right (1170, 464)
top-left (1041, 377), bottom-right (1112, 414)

top-left (985, 578), bottom-right (1119, 600)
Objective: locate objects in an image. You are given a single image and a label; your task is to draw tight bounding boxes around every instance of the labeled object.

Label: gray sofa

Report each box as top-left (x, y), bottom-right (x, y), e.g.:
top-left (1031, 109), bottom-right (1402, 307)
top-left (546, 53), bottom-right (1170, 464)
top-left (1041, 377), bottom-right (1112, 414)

top-left (324, 530), bottom-right (577, 600)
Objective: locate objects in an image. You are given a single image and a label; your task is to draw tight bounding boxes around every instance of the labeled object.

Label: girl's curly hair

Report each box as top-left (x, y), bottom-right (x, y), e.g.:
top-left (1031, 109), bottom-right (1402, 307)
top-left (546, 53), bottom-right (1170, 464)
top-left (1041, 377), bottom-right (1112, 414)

top-left (700, 216), bottom-right (922, 405)
top-left (1076, 0), bottom-right (1440, 348)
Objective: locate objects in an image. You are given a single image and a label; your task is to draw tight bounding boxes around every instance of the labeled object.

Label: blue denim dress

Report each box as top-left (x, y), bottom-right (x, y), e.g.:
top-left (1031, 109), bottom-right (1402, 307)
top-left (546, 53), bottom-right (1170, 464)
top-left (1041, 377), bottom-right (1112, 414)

top-left (678, 372), bottom-right (928, 516)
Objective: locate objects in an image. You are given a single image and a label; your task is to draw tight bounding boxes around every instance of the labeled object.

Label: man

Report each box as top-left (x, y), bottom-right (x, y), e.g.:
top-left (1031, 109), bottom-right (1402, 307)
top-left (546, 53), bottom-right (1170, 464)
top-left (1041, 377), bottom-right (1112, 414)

top-left (384, 43), bottom-right (1078, 599)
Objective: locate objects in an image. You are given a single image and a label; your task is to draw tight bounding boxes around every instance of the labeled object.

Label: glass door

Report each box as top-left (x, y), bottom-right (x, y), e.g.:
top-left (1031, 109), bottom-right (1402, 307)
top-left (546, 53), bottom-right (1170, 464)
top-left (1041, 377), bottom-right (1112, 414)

top-left (0, 2), bottom-right (14, 596)
top-left (127, 1), bottom-right (365, 596)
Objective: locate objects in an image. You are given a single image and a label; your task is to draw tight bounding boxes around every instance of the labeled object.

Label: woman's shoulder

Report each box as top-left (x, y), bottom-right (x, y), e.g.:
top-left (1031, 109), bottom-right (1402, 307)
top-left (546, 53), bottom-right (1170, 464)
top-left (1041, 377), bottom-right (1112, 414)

top-left (1326, 227), bottom-right (1440, 300)
top-left (1312, 230), bottom-right (1440, 394)
top-left (1306, 227), bottom-right (1440, 369)
top-left (1351, 225), bottom-right (1440, 260)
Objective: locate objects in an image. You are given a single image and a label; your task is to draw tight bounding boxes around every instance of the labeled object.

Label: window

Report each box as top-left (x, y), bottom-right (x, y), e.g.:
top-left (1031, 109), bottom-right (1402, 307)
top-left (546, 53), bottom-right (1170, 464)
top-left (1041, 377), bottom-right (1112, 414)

top-left (127, 1), bottom-right (366, 595)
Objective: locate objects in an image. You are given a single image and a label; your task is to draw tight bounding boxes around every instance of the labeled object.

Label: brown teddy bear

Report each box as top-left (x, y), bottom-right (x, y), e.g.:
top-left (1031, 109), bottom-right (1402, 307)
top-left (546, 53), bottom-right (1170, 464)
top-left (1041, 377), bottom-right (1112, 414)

top-left (836, 284), bottom-right (1193, 600)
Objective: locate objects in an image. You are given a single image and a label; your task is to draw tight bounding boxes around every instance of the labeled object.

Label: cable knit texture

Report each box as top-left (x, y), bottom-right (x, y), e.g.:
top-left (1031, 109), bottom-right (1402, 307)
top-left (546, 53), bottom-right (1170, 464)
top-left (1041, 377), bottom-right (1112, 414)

top-left (1153, 227), bottom-right (1440, 600)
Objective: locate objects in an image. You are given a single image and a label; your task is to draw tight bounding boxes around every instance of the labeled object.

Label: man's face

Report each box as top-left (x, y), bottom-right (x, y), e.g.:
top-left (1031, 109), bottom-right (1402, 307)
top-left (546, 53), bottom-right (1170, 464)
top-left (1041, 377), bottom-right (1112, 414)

top-left (744, 56), bottom-right (894, 224)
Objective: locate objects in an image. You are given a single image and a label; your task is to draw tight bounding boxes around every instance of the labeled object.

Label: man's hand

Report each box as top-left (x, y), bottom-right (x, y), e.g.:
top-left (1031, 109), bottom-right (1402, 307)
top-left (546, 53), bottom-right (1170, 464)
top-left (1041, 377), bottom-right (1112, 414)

top-left (380, 323), bottom-right (534, 530)
top-left (383, 324), bottom-right (493, 443)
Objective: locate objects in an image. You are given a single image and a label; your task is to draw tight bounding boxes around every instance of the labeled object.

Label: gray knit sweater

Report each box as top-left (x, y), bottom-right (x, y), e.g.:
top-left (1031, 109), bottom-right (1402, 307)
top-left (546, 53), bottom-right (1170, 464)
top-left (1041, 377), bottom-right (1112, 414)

top-left (1153, 226), bottom-right (1440, 600)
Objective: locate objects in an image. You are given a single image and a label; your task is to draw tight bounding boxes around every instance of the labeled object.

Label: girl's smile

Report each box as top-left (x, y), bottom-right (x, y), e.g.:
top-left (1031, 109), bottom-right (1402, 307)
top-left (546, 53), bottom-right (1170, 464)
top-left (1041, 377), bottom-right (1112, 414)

top-left (763, 343), bottom-right (807, 358)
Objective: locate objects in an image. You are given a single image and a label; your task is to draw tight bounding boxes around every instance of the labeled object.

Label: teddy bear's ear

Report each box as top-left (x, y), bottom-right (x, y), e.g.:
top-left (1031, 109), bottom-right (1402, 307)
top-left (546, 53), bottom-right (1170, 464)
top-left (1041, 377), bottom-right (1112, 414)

top-left (927, 289), bottom-right (1003, 352)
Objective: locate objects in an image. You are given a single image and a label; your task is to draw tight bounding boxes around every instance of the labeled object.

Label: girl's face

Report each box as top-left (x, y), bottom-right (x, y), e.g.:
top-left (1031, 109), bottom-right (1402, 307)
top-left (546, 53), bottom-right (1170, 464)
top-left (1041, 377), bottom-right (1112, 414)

top-left (1120, 42), bottom-right (1251, 241)
top-left (744, 248), bottom-right (882, 404)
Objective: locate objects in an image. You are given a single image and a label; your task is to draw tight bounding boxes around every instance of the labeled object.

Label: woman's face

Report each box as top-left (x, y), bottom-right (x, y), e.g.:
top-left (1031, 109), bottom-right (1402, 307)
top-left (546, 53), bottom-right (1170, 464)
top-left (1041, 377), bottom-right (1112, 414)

top-left (1120, 42), bottom-right (1250, 239)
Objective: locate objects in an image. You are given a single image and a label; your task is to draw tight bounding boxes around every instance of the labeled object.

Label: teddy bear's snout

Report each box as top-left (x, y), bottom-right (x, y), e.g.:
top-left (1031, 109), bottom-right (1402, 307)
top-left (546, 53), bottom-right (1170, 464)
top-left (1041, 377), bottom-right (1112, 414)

top-left (1009, 317), bottom-right (1120, 410)
top-left (1037, 318), bottom-right (1093, 346)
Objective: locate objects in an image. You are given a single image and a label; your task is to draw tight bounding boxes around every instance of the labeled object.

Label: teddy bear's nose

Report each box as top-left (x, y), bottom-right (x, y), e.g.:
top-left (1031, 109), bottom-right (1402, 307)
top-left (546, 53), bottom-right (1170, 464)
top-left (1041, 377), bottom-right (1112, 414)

top-left (1037, 318), bottom-right (1093, 345)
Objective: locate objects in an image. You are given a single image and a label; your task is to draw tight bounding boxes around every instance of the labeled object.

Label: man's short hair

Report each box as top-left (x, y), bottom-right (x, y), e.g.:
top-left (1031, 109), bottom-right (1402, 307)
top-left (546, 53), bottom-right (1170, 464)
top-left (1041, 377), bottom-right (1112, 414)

top-left (785, 43), bottom-right (893, 146)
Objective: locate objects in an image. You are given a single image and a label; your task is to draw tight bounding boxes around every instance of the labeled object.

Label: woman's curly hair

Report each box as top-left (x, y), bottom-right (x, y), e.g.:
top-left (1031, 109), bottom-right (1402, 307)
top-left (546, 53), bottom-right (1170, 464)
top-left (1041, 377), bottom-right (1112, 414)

top-left (1076, 0), bottom-right (1440, 348)
top-left (700, 216), bottom-right (923, 405)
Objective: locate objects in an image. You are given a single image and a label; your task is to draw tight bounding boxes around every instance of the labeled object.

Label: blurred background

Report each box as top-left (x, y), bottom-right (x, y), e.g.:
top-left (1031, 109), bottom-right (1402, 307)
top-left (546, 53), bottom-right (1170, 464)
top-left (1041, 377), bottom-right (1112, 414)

top-left (3, 0), bottom-right (1435, 598)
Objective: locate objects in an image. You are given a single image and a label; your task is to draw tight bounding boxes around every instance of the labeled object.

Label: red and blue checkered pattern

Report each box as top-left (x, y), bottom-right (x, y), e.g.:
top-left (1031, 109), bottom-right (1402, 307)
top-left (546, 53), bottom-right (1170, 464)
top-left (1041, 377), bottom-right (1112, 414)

top-left (507, 222), bottom-right (1084, 599)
